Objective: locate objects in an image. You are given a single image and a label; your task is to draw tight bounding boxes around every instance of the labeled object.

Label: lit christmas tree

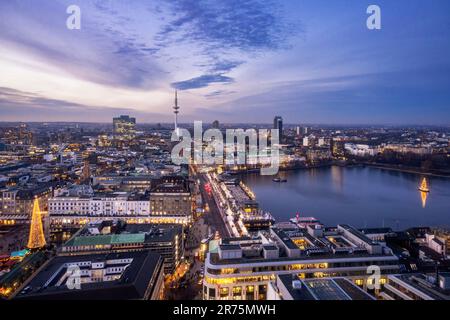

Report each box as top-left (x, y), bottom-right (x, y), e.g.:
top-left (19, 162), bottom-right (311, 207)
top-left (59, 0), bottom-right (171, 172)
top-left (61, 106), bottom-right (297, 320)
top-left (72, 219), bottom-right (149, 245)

top-left (27, 198), bottom-right (46, 249)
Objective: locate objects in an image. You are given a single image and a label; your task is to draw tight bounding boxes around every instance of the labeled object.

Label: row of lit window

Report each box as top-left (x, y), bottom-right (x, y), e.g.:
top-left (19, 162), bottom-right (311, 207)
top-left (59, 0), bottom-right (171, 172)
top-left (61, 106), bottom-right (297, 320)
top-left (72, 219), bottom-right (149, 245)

top-left (204, 275), bottom-right (274, 285)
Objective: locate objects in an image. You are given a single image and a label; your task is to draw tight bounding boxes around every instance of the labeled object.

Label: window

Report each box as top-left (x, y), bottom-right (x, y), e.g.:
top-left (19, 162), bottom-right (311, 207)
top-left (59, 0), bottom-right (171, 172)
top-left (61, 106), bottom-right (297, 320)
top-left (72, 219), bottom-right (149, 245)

top-left (220, 287), bottom-right (229, 299)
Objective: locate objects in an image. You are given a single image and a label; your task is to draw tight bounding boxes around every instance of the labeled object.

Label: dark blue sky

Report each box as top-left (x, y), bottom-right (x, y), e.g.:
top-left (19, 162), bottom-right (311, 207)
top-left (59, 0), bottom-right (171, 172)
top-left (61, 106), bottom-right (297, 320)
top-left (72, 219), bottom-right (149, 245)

top-left (0, 0), bottom-right (449, 124)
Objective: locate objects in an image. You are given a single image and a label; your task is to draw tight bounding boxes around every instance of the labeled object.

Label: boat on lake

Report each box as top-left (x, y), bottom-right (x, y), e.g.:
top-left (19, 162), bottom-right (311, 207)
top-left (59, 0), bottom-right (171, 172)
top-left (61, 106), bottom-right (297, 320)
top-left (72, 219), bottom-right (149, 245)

top-left (290, 214), bottom-right (322, 228)
top-left (418, 177), bottom-right (430, 193)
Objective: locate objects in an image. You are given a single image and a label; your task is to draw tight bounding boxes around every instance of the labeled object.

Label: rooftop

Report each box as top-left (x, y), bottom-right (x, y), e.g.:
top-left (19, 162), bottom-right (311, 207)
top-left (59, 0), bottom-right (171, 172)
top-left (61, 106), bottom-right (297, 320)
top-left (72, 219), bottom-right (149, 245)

top-left (209, 225), bottom-right (397, 265)
top-left (209, 251), bottom-right (397, 266)
top-left (277, 274), bottom-right (375, 300)
top-left (15, 251), bottom-right (163, 300)
top-left (64, 222), bottom-right (181, 248)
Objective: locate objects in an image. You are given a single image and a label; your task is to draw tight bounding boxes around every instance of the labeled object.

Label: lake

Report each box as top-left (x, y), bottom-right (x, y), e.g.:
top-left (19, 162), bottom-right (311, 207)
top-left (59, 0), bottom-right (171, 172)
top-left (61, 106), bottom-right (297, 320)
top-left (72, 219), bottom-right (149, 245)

top-left (241, 166), bottom-right (450, 230)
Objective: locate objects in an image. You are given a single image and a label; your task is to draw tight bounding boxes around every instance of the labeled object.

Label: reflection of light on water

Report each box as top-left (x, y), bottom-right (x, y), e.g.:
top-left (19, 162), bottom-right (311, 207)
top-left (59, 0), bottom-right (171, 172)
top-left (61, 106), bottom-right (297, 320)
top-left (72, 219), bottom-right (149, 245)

top-left (331, 166), bottom-right (343, 192)
top-left (420, 191), bottom-right (428, 208)
top-left (418, 177), bottom-right (430, 208)
top-left (308, 168), bottom-right (317, 177)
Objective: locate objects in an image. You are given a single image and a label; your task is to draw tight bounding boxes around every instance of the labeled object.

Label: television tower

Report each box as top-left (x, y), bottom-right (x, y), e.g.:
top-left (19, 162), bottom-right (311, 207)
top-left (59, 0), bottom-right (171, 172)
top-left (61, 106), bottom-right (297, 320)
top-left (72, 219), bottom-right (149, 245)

top-left (27, 198), bottom-right (46, 249)
top-left (173, 90), bottom-right (180, 136)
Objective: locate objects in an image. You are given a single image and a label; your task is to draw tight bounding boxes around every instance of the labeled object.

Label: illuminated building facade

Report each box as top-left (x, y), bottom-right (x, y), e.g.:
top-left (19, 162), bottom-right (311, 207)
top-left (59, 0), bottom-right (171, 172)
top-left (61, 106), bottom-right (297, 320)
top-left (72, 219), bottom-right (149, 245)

top-left (0, 185), bottom-right (51, 217)
top-left (149, 176), bottom-right (192, 224)
top-left (49, 177), bottom-right (193, 232)
top-left (344, 143), bottom-right (380, 157)
top-left (92, 175), bottom-right (153, 192)
top-left (203, 225), bottom-right (399, 300)
top-left (306, 148), bottom-right (332, 163)
top-left (173, 90), bottom-right (180, 135)
top-left (113, 115), bottom-right (136, 141)
top-left (49, 193), bottom-right (150, 217)
top-left (379, 273), bottom-right (450, 300)
top-left (424, 231), bottom-right (450, 258)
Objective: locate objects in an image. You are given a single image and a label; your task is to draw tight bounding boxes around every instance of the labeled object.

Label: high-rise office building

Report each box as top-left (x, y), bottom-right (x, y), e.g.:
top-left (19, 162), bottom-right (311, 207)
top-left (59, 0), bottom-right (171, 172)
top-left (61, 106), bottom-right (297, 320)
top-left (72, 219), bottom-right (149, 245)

top-left (212, 120), bottom-right (220, 129)
top-left (113, 115), bottom-right (136, 140)
top-left (273, 116), bottom-right (283, 141)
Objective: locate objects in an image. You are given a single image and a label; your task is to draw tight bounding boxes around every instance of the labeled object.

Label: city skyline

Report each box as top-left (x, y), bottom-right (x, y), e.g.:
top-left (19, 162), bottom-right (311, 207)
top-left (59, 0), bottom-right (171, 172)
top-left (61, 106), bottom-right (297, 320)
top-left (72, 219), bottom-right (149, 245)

top-left (1, 1), bottom-right (450, 304)
top-left (0, 0), bottom-right (450, 125)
